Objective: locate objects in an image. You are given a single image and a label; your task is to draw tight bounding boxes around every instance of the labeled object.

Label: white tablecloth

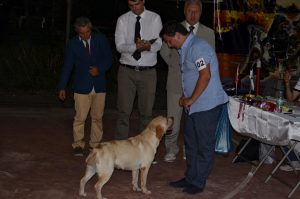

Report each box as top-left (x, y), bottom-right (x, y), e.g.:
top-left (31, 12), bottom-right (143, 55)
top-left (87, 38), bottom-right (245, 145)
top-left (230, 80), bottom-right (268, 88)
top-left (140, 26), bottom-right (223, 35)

top-left (228, 96), bottom-right (300, 198)
top-left (228, 96), bottom-right (300, 146)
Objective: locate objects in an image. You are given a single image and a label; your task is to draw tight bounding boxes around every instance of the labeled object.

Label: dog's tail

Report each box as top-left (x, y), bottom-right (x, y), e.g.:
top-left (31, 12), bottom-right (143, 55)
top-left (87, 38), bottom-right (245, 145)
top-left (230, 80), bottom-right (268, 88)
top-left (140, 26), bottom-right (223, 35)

top-left (86, 150), bottom-right (97, 165)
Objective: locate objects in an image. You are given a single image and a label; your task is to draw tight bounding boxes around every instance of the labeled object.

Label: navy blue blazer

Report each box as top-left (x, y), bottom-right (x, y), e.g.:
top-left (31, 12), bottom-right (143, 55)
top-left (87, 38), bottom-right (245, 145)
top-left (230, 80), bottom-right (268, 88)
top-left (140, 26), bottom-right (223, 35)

top-left (58, 32), bottom-right (112, 94)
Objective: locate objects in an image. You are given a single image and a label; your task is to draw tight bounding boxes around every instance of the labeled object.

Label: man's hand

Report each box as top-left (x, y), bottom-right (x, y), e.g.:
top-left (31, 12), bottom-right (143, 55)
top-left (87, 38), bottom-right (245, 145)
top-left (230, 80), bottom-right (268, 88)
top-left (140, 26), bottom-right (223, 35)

top-left (284, 70), bottom-right (291, 84)
top-left (58, 90), bottom-right (66, 102)
top-left (89, 66), bottom-right (99, 76)
top-left (179, 96), bottom-right (193, 113)
top-left (136, 38), bottom-right (151, 51)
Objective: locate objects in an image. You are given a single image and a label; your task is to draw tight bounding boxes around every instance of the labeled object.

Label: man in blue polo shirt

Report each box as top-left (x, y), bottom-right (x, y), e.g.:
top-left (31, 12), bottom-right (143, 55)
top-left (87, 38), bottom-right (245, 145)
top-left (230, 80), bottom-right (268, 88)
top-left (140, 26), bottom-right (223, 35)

top-left (161, 21), bottom-right (228, 194)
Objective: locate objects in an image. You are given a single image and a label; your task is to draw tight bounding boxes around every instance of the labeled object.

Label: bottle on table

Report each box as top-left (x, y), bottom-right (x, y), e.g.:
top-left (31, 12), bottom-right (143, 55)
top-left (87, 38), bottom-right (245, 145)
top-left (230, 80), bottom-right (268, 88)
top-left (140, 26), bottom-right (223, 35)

top-left (276, 90), bottom-right (284, 113)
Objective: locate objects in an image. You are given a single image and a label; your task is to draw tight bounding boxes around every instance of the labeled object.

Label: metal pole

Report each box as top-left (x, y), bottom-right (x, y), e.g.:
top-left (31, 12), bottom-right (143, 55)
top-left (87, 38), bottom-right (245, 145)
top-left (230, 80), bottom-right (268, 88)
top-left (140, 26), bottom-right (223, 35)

top-left (65, 0), bottom-right (72, 45)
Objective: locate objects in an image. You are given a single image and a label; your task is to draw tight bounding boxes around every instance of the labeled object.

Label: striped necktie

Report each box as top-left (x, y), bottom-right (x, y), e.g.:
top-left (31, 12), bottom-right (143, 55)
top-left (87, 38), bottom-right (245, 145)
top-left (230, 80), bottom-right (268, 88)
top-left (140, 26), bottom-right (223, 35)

top-left (189, 26), bottom-right (195, 34)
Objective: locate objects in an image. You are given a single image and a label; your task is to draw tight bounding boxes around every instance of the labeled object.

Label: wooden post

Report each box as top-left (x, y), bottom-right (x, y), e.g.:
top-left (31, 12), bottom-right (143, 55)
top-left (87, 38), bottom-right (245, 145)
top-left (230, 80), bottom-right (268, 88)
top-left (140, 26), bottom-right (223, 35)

top-left (65, 0), bottom-right (72, 45)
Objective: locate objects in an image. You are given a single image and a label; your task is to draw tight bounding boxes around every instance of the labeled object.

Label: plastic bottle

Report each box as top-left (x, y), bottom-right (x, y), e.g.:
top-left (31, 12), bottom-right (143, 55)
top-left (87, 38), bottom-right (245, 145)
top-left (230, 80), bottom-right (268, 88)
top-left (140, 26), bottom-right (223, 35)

top-left (276, 90), bottom-right (284, 113)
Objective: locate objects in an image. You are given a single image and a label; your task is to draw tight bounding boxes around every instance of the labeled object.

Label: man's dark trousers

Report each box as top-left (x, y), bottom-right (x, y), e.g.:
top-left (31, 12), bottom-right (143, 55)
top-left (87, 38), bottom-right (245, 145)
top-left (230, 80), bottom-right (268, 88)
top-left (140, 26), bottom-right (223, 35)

top-left (184, 104), bottom-right (223, 189)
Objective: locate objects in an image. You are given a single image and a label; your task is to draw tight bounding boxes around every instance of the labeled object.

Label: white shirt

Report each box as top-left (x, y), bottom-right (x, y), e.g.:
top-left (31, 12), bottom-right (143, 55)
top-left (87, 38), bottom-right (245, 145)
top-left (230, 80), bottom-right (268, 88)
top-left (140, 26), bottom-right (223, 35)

top-left (79, 36), bottom-right (91, 51)
top-left (294, 78), bottom-right (300, 101)
top-left (184, 21), bottom-right (200, 35)
top-left (294, 78), bottom-right (300, 91)
top-left (115, 8), bottom-right (162, 66)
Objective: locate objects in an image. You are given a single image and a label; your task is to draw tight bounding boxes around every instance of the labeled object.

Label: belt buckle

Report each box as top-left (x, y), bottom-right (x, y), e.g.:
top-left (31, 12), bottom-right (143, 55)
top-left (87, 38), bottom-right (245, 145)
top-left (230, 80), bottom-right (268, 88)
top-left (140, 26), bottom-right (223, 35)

top-left (134, 65), bottom-right (140, 71)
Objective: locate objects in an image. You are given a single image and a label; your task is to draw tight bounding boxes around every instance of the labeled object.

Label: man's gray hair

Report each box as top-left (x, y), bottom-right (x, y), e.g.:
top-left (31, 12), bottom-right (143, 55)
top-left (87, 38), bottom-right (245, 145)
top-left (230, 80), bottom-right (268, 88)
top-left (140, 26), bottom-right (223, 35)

top-left (74, 17), bottom-right (92, 28)
top-left (184, 0), bottom-right (202, 12)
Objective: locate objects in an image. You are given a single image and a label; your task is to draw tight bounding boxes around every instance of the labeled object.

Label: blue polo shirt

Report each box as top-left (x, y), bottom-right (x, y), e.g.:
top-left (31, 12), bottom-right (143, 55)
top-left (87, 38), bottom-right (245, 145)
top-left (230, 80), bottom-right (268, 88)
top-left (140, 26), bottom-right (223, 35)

top-left (179, 34), bottom-right (228, 115)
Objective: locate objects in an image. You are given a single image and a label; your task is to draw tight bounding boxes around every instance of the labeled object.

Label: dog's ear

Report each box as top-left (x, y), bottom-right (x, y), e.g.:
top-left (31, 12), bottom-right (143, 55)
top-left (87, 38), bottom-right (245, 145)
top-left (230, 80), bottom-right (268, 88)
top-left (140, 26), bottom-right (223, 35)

top-left (156, 125), bottom-right (165, 140)
top-left (149, 118), bottom-right (159, 131)
top-left (149, 122), bottom-right (156, 131)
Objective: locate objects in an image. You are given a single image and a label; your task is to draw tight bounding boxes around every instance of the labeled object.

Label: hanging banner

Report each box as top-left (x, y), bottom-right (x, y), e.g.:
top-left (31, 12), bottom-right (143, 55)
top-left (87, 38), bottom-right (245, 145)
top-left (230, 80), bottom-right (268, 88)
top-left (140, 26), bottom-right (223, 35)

top-left (215, 0), bottom-right (300, 78)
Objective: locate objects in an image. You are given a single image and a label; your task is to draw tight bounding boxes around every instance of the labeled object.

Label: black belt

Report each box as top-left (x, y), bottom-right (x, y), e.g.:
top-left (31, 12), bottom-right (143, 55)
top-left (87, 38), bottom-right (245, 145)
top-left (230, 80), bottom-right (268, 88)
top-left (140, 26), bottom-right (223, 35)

top-left (121, 64), bottom-right (155, 71)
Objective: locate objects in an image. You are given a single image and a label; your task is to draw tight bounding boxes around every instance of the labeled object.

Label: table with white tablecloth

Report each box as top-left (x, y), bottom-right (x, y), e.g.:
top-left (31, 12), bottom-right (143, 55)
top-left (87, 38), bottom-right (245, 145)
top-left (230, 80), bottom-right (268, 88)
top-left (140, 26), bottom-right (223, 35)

top-left (227, 96), bottom-right (300, 198)
top-left (228, 96), bottom-right (300, 145)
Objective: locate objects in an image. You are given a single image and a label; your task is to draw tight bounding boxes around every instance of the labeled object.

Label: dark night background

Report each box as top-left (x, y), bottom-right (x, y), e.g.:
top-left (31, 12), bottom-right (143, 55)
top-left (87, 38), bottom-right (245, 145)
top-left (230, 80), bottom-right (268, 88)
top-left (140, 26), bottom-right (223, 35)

top-left (2, 0), bottom-right (298, 106)
top-left (0, 0), bottom-right (215, 109)
top-left (0, 0), bottom-right (215, 43)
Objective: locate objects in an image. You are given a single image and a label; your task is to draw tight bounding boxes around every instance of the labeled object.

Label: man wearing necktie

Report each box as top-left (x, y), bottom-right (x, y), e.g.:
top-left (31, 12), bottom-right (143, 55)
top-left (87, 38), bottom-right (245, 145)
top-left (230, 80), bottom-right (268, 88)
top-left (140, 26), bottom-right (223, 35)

top-left (189, 25), bottom-right (195, 33)
top-left (58, 17), bottom-right (112, 156)
top-left (114, 0), bottom-right (162, 141)
top-left (160, 0), bottom-right (216, 163)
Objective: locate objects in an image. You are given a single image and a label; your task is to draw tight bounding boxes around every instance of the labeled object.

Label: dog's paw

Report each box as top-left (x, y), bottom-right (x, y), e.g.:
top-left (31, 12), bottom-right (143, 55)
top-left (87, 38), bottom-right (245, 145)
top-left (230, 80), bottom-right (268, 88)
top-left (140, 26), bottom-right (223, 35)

top-left (142, 189), bottom-right (151, 195)
top-left (79, 193), bottom-right (87, 197)
top-left (79, 192), bottom-right (87, 197)
top-left (133, 186), bottom-right (141, 192)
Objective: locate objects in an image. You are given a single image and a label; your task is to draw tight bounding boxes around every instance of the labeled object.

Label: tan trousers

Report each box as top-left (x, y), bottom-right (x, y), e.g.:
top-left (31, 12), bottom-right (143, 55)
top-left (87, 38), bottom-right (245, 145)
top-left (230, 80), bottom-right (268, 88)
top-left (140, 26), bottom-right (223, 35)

top-left (72, 91), bottom-right (106, 149)
top-left (165, 91), bottom-right (183, 155)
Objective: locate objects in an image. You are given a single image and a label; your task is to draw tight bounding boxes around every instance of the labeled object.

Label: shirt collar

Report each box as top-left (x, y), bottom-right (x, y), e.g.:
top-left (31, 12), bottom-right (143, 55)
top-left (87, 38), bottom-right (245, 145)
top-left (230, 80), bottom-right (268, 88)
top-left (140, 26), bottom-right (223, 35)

top-left (184, 21), bottom-right (199, 32)
top-left (180, 34), bottom-right (194, 51)
top-left (78, 35), bottom-right (91, 42)
top-left (131, 7), bottom-right (146, 19)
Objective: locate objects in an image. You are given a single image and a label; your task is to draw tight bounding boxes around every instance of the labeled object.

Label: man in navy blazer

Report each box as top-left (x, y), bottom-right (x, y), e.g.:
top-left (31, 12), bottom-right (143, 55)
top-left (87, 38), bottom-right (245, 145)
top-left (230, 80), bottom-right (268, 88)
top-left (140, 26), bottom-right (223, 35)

top-left (58, 17), bottom-right (112, 156)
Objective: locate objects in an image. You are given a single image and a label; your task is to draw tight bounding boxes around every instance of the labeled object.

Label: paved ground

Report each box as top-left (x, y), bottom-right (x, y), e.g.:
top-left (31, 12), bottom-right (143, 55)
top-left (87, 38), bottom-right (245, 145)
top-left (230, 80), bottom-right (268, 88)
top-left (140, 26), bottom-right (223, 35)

top-left (0, 103), bottom-right (299, 199)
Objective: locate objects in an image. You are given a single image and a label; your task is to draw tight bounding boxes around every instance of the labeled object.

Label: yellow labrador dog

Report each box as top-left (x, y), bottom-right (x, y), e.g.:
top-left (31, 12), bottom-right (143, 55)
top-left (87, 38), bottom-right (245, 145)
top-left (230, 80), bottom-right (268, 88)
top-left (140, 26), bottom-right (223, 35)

top-left (79, 116), bottom-right (173, 199)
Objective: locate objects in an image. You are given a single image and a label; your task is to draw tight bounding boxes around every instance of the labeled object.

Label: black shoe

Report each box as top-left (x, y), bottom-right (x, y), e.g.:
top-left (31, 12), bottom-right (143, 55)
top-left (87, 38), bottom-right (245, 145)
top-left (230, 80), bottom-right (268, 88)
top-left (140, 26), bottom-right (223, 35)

top-left (169, 178), bottom-right (190, 188)
top-left (182, 184), bottom-right (203, 194)
top-left (73, 147), bottom-right (84, 156)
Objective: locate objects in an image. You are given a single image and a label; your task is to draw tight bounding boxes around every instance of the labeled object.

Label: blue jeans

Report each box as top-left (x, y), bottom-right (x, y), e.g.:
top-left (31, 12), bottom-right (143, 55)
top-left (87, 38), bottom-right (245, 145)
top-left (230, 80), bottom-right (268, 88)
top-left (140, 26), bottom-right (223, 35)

top-left (184, 104), bottom-right (223, 189)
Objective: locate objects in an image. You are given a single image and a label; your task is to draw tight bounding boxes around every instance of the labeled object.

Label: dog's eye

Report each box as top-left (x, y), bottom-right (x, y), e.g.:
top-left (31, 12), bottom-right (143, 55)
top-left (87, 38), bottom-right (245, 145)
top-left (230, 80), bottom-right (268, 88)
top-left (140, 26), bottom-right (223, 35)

top-left (166, 118), bottom-right (169, 125)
